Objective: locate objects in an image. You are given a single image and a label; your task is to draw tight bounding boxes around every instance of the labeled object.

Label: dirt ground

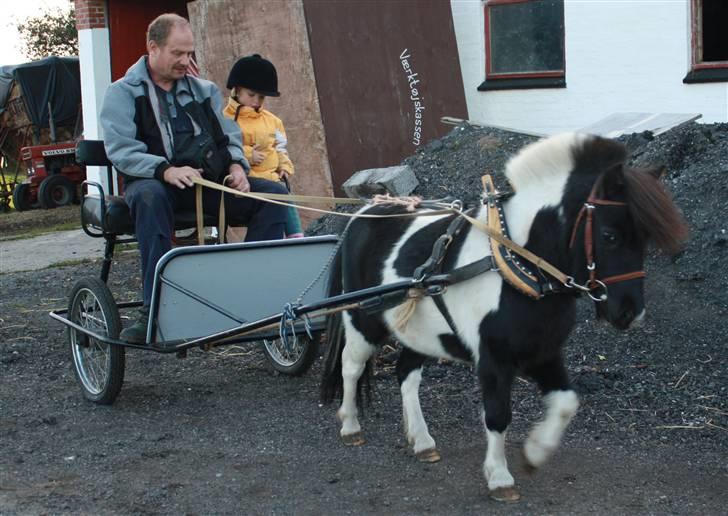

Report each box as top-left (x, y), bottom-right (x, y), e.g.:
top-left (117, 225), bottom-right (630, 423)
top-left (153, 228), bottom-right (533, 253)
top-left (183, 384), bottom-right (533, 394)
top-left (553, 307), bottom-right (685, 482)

top-left (1, 124), bottom-right (726, 515)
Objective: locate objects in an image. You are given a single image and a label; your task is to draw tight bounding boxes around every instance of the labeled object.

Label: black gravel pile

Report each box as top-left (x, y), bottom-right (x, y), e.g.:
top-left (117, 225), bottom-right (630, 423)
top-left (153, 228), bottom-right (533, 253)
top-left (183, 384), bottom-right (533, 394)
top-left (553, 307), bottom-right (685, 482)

top-left (308, 121), bottom-right (728, 450)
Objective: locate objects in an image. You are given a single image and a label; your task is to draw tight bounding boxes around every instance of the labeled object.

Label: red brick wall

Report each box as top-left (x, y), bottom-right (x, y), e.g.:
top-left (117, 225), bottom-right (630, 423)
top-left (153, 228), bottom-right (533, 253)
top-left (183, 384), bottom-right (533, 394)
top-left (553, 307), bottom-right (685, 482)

top-left (75, 0), bottom-right (107, 30)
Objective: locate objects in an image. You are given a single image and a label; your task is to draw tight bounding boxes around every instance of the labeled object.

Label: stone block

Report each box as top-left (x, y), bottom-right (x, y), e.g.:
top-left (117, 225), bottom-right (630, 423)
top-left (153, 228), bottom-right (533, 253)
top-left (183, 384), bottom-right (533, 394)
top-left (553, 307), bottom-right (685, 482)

top-left (342, 165), bottom-right (419, 198)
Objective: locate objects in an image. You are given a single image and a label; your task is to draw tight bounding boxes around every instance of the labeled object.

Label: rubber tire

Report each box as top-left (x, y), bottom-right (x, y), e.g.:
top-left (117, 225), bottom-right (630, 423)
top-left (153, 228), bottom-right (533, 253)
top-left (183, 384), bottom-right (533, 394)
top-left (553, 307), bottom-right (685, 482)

top-left (67, 277), bottom-right (126, 404)
top-left (261, 333), bottom-right (319, 376)
top-left (39, 174), bottom-right (74, 209)
top-left (12, 183), bottom-right (33, 212)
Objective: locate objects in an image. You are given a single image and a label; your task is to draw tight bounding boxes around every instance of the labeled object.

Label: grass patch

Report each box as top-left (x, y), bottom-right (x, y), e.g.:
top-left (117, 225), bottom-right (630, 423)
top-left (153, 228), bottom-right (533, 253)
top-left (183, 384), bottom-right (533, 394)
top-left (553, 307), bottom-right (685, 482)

top-left (48, 257), bottom-right (97, 269)
top-left (0, 220), bottom-right (81, 241)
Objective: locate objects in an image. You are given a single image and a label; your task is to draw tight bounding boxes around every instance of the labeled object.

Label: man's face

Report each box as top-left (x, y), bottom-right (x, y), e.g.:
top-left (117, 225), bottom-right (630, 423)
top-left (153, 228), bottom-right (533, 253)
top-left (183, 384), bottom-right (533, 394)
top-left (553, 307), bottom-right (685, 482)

top-left (148, 24), bottom-right (194, 82)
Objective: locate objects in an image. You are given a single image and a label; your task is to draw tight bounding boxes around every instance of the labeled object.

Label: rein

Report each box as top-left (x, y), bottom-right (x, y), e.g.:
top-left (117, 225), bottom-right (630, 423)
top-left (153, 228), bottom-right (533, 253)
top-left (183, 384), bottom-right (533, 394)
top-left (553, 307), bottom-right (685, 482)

top-left (190, 174), bottom-right (641, 302)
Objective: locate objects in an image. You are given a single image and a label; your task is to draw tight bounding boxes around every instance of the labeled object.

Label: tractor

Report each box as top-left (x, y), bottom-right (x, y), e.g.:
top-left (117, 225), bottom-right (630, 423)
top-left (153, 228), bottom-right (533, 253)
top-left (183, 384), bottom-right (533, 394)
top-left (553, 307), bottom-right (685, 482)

top-left (12, 141), bottom-right (85, 211)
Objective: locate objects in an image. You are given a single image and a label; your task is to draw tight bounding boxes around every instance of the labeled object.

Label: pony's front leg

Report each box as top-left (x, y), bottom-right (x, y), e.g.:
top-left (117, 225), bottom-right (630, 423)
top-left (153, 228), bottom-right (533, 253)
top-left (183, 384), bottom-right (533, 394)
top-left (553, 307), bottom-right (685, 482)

top-left (337, 315), bottom-right (375, 446)
top-left (479, 357), bottom-right (520, 502)
top-left (397, 347), bottom-right (440, 462)
top-left (523, 356), bottom-right (579, 469)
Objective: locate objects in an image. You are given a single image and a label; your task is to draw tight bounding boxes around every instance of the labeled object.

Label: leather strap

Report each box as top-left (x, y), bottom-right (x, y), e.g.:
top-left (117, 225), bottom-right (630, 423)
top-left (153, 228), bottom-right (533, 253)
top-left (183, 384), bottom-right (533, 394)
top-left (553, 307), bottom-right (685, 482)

top-left (195, 183), bottom-right (204, 246)
top-left (602, 271), bottom-right (646, 285)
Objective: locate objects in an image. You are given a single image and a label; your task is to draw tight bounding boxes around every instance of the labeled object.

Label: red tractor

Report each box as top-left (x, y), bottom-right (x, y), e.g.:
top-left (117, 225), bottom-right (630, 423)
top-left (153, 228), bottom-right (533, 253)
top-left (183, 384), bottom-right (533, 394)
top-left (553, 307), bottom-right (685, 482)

top-left (12, 141), bottom-right (86, 211)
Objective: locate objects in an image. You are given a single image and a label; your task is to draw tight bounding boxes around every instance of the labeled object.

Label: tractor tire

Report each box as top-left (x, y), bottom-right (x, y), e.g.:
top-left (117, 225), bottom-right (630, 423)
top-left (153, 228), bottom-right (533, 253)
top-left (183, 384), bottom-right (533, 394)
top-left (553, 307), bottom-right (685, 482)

top-left (39, 174), bottom-right (74, 209)
top-left (12, 183), bottom-right (33, 212)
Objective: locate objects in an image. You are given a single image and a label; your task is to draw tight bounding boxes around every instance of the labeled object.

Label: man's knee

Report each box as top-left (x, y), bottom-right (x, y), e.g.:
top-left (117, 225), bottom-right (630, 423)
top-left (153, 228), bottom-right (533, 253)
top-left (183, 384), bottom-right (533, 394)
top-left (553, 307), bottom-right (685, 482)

top-left (126, 179), bottom-right (170, 209)
top-left (249, 178), bottom-right (288, 195)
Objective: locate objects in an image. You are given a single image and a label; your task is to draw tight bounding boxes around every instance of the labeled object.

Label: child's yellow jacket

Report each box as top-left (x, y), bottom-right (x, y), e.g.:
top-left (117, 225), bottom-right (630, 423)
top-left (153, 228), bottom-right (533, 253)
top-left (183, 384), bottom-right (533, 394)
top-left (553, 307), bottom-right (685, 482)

top-left (223, 97), bottom-right (294, 182)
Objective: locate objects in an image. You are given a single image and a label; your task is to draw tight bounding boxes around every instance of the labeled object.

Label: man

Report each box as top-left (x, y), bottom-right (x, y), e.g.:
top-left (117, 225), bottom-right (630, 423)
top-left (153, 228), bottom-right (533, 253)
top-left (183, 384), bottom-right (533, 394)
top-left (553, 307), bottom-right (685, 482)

top-left (100, 13), bottom-right (288, 343)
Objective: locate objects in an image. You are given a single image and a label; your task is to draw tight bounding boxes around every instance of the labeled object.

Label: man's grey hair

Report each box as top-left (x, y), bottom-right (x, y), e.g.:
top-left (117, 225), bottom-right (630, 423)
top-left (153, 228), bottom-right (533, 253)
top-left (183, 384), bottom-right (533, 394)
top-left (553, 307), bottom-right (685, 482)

top-left (146, 13), bottom-right (190, 46)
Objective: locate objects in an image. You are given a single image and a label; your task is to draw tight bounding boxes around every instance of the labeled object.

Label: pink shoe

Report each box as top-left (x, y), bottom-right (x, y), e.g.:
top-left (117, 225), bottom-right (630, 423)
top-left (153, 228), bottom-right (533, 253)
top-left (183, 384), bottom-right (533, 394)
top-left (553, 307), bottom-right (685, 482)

top-left (286, 233), bottom-right (304, 239)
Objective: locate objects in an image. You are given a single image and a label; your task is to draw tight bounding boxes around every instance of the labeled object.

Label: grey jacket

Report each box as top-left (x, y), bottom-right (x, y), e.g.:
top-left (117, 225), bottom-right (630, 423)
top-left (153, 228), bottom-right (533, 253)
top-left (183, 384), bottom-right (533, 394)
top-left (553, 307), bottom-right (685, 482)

top-left (100, 56), bottom-right (248, 183)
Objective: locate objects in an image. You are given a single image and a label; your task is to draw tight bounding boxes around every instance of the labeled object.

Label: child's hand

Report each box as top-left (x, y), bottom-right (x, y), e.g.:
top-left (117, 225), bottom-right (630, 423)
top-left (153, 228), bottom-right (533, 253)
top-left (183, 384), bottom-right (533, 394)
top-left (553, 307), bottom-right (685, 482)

top-left (277, 170), bottom-right (290, 181)
top-left (251, 144), bottom-right (266, 165)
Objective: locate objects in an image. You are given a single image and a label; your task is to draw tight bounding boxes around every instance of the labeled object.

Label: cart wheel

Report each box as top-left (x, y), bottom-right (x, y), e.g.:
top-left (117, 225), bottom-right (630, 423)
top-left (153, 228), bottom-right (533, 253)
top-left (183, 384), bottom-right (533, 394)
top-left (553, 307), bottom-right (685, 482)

top-left (261, 332), bottom-right (318, 376)
top-left (12, 183), bottom-right (33, 212)
top-left (39, 175), bottom-right (75, 209)
top-left (67, 277), bottom-right (125, 404)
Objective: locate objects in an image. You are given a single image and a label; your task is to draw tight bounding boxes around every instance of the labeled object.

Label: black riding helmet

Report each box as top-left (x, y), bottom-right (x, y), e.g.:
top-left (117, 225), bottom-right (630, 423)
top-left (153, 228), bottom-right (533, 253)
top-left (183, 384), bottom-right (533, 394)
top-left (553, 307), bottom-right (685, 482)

top-left (226, 54), bottom-right (280, 97)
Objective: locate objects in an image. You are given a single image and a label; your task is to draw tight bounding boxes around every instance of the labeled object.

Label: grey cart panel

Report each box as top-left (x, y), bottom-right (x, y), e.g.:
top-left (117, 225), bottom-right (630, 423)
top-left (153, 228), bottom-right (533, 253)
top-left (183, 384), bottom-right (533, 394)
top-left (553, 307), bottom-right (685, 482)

top-left (149, 236), bottom-right (338, 342)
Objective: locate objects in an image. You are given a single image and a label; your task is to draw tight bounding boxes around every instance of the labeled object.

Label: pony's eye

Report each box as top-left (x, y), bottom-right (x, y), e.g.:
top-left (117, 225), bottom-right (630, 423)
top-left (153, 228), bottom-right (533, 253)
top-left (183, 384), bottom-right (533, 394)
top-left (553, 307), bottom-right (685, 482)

top-left (602, 230), bottom-right (618, 245)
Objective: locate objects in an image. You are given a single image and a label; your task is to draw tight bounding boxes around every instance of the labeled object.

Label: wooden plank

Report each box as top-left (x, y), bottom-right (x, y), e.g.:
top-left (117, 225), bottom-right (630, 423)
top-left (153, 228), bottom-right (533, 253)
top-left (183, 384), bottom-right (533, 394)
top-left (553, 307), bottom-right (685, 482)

top-left (579, 112), bottom-right (703, 138)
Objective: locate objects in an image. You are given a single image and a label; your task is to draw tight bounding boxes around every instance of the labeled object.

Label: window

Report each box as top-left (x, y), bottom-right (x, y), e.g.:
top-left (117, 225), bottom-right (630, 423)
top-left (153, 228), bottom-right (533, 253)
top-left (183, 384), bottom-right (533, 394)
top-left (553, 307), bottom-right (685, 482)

top-left (479, 0), bottom-right (565, 91)
top-left (684, 0), bottom-right (728, 83)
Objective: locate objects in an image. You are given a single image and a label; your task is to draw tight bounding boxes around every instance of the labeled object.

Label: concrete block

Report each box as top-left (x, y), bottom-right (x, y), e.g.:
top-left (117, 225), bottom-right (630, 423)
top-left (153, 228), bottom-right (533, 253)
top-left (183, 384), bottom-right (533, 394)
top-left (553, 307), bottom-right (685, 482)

top-left (342, 165), bottom-right (419, 198)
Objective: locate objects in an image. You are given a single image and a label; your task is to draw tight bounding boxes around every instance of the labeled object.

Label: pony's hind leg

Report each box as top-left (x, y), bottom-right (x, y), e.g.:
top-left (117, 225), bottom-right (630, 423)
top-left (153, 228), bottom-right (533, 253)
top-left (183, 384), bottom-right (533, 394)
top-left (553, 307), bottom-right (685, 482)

top-left (337, 314), bottom-right (376, 446)
top-left (397, 347), bottom-right (440, 462)
top-left (523, 356), bottom-right (579, 469)
top-left (479, 354), bottom-right (520, 501)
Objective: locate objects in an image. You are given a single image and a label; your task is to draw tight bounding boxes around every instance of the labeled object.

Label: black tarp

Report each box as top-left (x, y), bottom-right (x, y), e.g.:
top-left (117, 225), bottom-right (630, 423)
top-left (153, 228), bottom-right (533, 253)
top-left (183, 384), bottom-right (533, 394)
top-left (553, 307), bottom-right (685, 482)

top-left (1, 56), bottom-right (80, 128)
top-left (0, 64), bottom-right (21, 113)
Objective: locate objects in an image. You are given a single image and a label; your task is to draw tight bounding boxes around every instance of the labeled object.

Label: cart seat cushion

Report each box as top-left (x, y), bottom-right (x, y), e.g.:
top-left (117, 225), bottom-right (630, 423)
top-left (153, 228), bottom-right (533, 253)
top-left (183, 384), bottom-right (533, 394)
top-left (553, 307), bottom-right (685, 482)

top-left (81, 195), bottom-right (247, 236)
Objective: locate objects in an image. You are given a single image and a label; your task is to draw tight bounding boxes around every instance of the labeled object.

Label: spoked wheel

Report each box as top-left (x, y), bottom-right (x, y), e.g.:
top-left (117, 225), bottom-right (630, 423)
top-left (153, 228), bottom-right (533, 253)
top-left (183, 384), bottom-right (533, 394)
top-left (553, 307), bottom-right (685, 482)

top-left (261, 332), bottom-right (318, 376)
top-left (67, 277), bottom-right (125, 404)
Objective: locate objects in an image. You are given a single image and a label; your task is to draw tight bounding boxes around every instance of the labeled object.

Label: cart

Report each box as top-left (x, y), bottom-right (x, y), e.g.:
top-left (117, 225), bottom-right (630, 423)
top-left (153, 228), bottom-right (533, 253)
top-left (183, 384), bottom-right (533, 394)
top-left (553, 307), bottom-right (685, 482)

top-left (49, 140), bottom-right (437, 405)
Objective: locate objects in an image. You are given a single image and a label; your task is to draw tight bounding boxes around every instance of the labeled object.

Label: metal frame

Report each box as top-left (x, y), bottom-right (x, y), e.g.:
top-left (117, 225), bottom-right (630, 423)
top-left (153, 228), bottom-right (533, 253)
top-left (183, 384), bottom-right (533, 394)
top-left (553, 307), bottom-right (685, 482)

top-left (50, 277), bottom-right (440, 353)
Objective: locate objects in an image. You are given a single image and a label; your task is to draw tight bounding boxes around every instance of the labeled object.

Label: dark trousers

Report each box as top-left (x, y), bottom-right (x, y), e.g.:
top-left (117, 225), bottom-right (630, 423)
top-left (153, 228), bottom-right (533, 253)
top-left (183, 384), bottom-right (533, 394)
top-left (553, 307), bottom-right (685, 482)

top-left (125, 177), bottom-right (288, 305)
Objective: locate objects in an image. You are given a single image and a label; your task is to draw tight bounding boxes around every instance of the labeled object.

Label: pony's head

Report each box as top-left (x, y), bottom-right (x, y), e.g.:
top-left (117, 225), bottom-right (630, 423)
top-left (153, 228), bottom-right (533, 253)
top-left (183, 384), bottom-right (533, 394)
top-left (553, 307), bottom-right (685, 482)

top-left (565, 136), bottom-right (688, 330)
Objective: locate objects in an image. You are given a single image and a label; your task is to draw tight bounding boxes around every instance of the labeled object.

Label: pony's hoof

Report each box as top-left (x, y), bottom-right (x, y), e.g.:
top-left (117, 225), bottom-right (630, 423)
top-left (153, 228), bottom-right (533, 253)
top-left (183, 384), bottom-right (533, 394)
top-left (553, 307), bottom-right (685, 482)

top-left (521, 449), bottom-right (537, 475)
top-left (489, 486), bottom-right (521, 502)
top-left (341, 432), bottom-right (366, 446)
top-left (415, 448), bottom-right (441, 463)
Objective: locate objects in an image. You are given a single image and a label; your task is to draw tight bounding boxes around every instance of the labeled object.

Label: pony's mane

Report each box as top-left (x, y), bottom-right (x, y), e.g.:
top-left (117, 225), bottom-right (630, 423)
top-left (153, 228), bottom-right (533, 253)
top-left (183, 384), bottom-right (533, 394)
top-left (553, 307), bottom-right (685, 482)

top-left (505, 133), bottom-right (587, 191)
top-left (621, 168), bottom-right (689, 255)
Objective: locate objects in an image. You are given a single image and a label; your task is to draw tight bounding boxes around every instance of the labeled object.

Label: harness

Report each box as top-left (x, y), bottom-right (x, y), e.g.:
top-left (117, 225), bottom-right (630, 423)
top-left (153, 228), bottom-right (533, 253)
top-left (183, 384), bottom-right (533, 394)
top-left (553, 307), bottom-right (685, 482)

top-left (567, 181), bottom-right (646, 301)
top-left (416, 174), bottom-right (646, 335)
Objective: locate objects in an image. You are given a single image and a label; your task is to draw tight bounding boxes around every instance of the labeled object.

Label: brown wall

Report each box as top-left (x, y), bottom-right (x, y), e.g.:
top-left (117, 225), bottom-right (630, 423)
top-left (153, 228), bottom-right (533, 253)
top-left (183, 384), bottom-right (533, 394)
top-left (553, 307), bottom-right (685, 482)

top-left (188, 0), bottom-right (334, 228)
top-left (303, 0), bottom-right (468, 195)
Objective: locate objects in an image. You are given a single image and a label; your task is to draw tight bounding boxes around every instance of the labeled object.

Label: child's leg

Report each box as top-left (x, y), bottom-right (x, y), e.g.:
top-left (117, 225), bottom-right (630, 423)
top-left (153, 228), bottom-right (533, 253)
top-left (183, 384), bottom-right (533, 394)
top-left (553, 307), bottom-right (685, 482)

top-left (285, 204), bottom-right (304, 238)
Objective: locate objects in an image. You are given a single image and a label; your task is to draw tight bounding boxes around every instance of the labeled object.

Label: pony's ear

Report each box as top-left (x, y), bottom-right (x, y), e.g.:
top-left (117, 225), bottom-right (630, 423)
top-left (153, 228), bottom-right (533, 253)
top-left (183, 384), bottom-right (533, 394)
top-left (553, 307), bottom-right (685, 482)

top-left (647, 165), bottom-right (667, 180)
top-left (600, 162), bottom-right (625, 198)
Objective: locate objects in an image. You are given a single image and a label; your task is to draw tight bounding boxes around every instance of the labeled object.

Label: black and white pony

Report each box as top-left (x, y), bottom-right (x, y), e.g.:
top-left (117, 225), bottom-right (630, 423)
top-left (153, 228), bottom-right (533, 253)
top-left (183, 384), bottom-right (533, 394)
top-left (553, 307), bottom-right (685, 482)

top-left (320, 133), bottom-right (687, 500)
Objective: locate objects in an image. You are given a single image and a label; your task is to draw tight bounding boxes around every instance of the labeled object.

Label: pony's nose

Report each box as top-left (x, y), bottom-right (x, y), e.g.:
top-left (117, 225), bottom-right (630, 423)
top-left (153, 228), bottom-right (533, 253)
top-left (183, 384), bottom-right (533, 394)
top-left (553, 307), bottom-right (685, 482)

top-left (614, 306), bottom-right (637, 330)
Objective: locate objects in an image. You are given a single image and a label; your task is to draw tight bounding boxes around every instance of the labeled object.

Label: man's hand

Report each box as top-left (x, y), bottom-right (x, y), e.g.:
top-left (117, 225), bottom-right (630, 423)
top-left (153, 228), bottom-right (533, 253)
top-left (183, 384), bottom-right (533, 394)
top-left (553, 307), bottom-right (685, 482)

top-left (163, 166), bottom-right (203, 189)
top-left (251, 144), bottom-right (266, 166)
top-left (226, 163), bottom-right (250, 193)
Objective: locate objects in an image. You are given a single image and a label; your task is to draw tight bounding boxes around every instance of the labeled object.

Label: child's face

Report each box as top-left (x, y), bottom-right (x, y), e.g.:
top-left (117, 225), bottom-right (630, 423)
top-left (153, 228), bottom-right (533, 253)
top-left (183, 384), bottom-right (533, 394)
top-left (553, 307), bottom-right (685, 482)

top-left (235, 87), bottom-right (266, 110)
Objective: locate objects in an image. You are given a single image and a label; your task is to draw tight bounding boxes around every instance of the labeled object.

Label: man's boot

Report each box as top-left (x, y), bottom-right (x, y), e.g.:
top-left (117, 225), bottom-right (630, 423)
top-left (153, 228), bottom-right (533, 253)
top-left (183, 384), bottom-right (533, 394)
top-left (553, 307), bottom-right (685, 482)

top-left (120, 306), bottom-right (149, 344)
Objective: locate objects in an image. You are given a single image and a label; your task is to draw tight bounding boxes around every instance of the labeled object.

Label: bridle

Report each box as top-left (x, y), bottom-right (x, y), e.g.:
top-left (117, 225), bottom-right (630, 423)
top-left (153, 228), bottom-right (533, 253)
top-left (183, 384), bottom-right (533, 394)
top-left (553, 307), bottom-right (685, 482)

top-left (568, 182), bottom-right (646, 302)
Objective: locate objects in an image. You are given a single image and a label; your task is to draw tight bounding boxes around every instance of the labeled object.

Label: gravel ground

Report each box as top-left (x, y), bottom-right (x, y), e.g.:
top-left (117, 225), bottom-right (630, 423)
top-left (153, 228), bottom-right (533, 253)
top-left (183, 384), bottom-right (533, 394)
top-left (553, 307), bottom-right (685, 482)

top-left (1, 123), bottom-right (726, 514)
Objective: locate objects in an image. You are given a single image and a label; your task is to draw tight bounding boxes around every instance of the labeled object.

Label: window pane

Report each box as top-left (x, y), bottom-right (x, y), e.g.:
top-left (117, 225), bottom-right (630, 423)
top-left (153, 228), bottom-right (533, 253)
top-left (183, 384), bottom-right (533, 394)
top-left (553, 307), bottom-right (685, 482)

top-left (702, 0), bottom-right (728, 62)
top-left (489, 0), bottom-right (564, 74)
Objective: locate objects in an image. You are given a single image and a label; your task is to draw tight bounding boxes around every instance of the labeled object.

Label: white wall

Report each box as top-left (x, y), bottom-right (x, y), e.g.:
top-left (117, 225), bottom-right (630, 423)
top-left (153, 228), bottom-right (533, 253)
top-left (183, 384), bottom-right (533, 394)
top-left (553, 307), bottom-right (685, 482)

top-left (451, 0), bottom-right (728, 135)
top-left (78, 28), bottom-right (112, 192)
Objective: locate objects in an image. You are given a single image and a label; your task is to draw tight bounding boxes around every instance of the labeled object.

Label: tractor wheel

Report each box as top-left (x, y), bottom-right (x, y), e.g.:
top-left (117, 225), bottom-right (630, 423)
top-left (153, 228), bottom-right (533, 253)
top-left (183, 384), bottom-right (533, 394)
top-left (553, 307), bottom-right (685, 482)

top-left (39, 175), bottom-right (74, 209)
top-left (12, 183), bottom-right (33, 212)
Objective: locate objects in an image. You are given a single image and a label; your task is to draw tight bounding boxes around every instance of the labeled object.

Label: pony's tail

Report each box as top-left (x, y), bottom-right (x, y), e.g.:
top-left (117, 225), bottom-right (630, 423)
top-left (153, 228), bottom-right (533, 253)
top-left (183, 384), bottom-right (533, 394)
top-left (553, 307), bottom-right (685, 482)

top-left (320, 248), bottom-right (345, 404)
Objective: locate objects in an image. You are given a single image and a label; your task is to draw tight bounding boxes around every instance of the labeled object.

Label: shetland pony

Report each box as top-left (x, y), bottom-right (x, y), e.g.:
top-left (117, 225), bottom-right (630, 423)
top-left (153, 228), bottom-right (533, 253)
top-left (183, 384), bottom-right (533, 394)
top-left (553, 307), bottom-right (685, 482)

top-left (320, 133), bottom-right (687, 500)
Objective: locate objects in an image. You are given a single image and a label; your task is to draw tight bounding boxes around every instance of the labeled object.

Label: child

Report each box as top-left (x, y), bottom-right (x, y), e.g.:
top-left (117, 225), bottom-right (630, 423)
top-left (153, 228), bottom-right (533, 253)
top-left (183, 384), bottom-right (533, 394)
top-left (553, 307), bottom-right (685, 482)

top-left (224, 54), bottom-right (303, 238)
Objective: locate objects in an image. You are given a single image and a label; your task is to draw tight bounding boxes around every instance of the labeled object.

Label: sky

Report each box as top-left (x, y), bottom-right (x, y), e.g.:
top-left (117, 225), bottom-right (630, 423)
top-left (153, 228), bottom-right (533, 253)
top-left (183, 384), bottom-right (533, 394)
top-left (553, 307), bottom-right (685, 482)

top-left (0, 0), bottom-right (73, 65)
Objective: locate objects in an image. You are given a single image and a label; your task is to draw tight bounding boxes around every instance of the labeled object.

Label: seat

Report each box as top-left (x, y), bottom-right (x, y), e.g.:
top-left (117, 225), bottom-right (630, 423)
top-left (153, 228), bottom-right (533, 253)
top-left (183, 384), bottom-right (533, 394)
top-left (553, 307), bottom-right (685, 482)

top-left (75, 139), bottom-right (244, 282)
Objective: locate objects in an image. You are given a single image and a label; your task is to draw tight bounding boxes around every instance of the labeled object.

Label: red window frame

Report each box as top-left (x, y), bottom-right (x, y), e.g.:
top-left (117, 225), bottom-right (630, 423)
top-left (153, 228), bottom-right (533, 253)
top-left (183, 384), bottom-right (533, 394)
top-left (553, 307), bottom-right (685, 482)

top-left (484, 0), bottom-right (565, 81)
top-left (690, 0), bottom-right (728, 72)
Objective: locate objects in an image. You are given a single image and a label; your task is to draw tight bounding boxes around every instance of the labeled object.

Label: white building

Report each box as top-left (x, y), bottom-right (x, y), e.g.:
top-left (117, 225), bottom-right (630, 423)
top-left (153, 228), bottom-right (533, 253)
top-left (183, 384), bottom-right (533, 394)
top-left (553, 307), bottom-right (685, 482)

top-left (451, 0), bottom-right (728, 135)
